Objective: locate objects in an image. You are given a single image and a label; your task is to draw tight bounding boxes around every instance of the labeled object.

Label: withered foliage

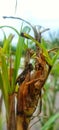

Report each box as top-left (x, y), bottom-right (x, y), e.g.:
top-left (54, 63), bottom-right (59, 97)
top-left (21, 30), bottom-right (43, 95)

top-left (16, 51), bottom-right (51, 120)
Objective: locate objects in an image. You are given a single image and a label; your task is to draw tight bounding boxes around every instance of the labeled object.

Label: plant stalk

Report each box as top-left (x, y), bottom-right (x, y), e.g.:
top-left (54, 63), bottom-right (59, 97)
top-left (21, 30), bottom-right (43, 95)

top-left (7, 94), bottom-right (16, 130)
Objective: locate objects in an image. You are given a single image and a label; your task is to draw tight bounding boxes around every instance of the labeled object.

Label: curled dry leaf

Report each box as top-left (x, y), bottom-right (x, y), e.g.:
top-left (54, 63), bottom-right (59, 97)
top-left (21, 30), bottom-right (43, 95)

top-left (16, 52), bottom-right (50, 119)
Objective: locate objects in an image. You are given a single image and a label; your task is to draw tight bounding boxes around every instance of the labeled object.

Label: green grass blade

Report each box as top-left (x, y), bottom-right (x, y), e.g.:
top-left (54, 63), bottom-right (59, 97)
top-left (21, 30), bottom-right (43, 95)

top-left (51, 62), bottom-right (59, 76)
top-left (12, 36), bottom-right (24, 92)
top-left (0, 114), bottom-right (3, 130)
top-left (41, 113), bottom-right (59, 130)
top-left (0, 71), bottom-right (9, 114)
top-left (0, 72), bottom-right (3, 89)
top-left (52, 51), bottom-right (59, 64)
top-left (0, 25), bottom-right (25, 93)
top-left (0, 53), bottom-right (10, 93)
top-left (3, 34), bottom-right (14, 54)
top-left (0, 25), bottom-right (20, 36)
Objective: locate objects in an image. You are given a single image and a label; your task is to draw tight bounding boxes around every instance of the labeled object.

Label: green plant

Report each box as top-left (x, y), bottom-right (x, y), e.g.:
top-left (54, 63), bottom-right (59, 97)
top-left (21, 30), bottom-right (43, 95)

top-left (0, 23), bottom-right (59, 130)
top-left (0, 24), bottom-right (31, 130)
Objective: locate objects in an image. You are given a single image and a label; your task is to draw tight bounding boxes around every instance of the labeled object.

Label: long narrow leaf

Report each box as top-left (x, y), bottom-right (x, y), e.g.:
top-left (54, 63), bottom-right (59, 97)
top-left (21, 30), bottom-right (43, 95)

top-left (0, 25), bottom-right (25, 93)
top-left (12, 36), bottom-right (24, 92)
top-left (41, 113), bottom-right (59, 130)
top-left (0, 71), bottom-right (9, 114)
top-left (1, 53), bottom-right (10, 93)
top-left (3, 34), bottom-right (14, 54)
top-left (52, 50), bottom-right (59, 64)
top-left (0, 25), bottom-right (20, 36)
top-left (0, 114), bottom-right (3, 130)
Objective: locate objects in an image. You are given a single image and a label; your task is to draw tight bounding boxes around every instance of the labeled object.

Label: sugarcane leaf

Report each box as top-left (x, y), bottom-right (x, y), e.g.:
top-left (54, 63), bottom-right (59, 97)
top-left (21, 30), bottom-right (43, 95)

top-left (41, 113), bottom-right (59, 130)
top-left (12, 36), bottom-right (24, 92)
top-left (0, 72), bottom-right (3, 89)
top-left (0, 25), bottom-right (24, 93)
top-left (0, 71), bottom-right (9, 114)
top-left (0, 25), bottom-right (20, 36)
top-left (2, 34), bottom-right (14, 54)
top-left (51, 61), bottom-right (59, 76)
top-left (0, 114), bottom-right (3, 130)
top-left (1, 53), bottom-right (10, 93)
top-left (41, 42), bottom-right (52, 66)
top-left (52, 50), bottom-right (59, 65)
